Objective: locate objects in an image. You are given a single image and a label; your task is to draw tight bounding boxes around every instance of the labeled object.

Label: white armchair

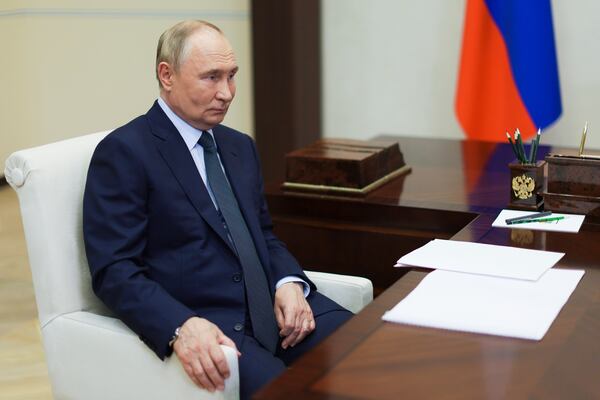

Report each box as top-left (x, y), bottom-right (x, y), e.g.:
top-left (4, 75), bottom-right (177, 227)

top-left (4, 131), bottom-right (373, 400)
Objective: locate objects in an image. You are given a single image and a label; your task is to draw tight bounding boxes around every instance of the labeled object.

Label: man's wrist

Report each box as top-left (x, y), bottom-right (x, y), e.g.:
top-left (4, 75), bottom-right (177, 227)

top-left (276, 276), bottom-right (310, 297)
top-left (168, 326), bottom-right (181, 348)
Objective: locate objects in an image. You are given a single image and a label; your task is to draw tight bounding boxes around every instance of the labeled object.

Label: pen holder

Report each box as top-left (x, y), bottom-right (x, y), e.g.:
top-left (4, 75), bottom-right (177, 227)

top-left (508, 160), bottom-right (546, 211)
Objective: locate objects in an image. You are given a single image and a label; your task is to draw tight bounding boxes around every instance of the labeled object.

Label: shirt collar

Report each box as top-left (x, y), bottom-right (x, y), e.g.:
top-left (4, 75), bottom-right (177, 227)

top-left (157, 97), bottom-right (215, 151)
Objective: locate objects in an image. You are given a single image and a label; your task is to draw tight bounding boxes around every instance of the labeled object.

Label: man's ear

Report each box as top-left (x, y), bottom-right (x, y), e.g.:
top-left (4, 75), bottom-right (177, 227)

top-left (157, 62), bottom-right (174, 91)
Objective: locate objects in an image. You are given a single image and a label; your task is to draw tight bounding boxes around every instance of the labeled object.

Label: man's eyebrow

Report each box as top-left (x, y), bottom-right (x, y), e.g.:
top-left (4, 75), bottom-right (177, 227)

top-left (202, 67), bottom-right (239, 75)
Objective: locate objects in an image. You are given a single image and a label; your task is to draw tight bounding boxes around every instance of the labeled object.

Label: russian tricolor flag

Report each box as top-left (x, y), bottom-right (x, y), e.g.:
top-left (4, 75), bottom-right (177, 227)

top-left (456, 0), bottom-right (562, 142)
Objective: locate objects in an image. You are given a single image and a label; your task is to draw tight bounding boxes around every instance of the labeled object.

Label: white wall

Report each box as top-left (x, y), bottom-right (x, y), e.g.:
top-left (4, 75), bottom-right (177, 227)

top-left (1, 0), bottom-right (253, 172)
top-left (322, 0), bottom-right (600, 150)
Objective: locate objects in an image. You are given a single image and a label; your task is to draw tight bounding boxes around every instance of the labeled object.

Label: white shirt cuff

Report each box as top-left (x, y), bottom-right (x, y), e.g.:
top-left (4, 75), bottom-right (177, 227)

top-left (276, 276), bottom-right (310, 297)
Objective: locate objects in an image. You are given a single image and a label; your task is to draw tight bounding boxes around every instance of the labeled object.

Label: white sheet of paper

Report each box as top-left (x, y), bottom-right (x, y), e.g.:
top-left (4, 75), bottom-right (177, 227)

top-left (382, 268), bottom-right (584, 340)
top-left (395, 239), bottom-right (564, 281)
top-left (491, 210), bottom-right (585, 233)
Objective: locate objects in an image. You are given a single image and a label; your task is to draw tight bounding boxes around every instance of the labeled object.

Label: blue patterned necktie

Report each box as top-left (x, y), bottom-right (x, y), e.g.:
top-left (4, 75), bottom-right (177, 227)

top-left (198, 131), bottom-right (278, 353)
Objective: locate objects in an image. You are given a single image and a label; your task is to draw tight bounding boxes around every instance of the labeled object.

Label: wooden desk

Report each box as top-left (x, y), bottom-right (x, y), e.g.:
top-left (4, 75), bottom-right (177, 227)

top-left (258, 137), bottom-right (600, 399)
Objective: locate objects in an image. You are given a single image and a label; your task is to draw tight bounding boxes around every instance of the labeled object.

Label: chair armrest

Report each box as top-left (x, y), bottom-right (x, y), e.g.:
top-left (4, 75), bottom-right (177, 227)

top-left (42, 311), bottom-right (239, 400)
top-left (305, 271), bottom-right (373, 313)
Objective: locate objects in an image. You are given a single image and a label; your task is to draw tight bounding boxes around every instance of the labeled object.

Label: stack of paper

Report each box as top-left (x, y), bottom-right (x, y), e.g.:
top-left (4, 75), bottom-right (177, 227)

top-left (384, 239), bottom-right (584, 340)
top-left (394, 239), bottom-right (564, 280)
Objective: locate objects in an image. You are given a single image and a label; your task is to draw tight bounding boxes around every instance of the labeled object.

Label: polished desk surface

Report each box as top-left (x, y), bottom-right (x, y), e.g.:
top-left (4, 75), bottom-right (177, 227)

top-left (258, 137), bottom-right (600, 399)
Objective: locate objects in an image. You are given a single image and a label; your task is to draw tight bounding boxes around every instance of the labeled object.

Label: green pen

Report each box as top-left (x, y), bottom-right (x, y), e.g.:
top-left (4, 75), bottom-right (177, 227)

top-left (509, 216), bottom-right (564, 225)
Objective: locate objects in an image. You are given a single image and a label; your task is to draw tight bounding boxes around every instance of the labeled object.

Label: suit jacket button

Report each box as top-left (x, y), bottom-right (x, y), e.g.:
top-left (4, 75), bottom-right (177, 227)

top-left (234, 323), bottom-right (244, 332)
top-left (232, 273), bottom-right (242, 283)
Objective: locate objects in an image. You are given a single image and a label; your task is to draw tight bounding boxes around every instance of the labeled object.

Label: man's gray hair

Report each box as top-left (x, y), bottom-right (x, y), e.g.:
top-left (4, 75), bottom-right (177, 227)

top-left (155, 20), bottom-right (222, 88)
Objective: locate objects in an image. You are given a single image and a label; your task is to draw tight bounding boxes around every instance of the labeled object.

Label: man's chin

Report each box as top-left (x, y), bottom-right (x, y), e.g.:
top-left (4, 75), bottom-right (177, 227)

top-left (205, 115), bottom-right (226, 126)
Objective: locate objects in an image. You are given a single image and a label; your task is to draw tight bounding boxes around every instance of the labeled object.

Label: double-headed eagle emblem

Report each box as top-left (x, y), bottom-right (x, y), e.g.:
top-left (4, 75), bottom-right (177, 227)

top-left (512, 174), bottom-right (535, 199)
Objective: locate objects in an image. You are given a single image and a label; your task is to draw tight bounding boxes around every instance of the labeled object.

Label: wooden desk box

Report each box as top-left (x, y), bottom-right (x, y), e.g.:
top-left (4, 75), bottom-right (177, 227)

top-left (543, 154), bottom-right (600, 216)
top-left (282, 139), bottom-right (409, 195)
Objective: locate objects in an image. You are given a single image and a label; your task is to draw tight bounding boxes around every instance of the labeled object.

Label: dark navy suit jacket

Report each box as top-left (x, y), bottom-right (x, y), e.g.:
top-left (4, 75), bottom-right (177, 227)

top-left (83, 102), bottom-right (332, 359)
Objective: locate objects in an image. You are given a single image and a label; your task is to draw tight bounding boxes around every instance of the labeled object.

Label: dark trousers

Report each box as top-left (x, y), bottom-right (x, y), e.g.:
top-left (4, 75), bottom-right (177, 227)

top-left (238, 291), bottom-right (353, 399)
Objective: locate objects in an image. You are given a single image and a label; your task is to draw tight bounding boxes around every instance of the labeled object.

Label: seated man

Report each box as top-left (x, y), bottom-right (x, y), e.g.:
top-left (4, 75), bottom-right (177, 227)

top-left (83, 20), bottom-right (352, 399)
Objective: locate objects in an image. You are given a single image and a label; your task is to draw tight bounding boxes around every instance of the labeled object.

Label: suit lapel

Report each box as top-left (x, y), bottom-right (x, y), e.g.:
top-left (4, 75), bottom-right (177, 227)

top-left (146, 103), bottom-right (235, 253)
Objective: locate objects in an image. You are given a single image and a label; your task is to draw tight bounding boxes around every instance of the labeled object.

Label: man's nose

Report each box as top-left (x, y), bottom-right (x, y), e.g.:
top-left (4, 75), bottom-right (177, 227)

top-left (216, 79), bottom-right (234, 101)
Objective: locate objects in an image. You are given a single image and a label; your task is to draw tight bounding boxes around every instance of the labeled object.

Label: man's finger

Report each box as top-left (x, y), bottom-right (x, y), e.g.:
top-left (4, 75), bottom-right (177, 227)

top-left (274, 305), bottom-right (285, 332)
top-left (291, 317), bottom-right (312, 347)
top-left (280, 306), bottom-right (296, 337)
top-left (209, 343), bottom-right (230, 380)
top-left (182, 362), bottom-right (203, 388)
top-left (281, 317), bottom-right (302, 349)
top-left (218, 334), bottom-right (241, 357)
top-left (191, 357), bottom-right (215, 392)
top-left (198, 351), bottom-right (224, 391)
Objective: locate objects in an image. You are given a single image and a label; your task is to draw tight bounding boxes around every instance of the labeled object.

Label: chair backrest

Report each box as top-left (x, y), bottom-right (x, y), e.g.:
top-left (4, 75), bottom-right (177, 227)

top-left (5, 131), bottom-right (112, 327)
